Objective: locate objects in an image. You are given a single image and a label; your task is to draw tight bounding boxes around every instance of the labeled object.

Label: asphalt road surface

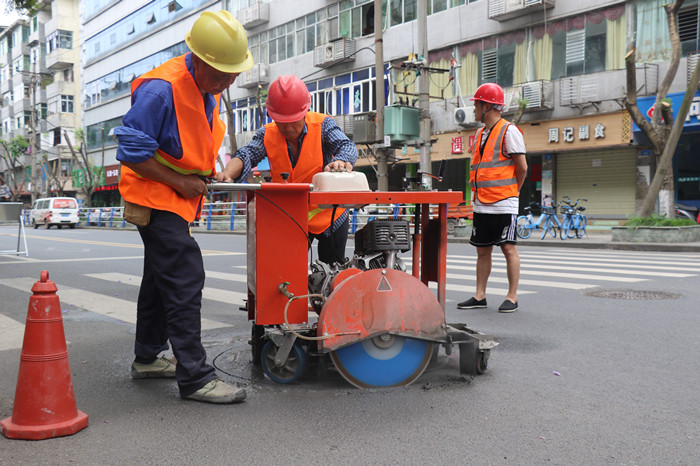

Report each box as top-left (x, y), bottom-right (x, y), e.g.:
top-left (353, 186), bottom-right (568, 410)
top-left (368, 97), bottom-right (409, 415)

top-left (1, 226), bottom-right (699, 464)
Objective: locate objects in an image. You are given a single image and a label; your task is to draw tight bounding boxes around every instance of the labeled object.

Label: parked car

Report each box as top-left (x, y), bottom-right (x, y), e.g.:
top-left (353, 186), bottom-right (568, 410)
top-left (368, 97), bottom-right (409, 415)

top-left (29, 197), bottom-right (80, 229)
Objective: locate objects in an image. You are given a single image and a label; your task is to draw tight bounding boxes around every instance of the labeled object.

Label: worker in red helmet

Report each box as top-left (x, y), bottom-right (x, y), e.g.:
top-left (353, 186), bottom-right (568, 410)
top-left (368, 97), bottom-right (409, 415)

top-left (457, 82), bottom-right (528, 313)
top-left (217, 75), bottom-right (358, 264)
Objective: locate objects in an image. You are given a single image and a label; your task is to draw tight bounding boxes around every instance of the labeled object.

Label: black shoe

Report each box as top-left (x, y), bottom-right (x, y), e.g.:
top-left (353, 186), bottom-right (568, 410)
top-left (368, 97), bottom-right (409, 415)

top-left (498, 300), bottom-right (518, 313)
top-left (457, 297), bottom-right (487, 309)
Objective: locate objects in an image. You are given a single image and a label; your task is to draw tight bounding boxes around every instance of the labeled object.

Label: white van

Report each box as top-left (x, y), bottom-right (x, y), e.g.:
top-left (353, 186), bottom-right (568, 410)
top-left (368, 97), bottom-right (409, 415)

top-left (29, 197), bottom-right (80, 229)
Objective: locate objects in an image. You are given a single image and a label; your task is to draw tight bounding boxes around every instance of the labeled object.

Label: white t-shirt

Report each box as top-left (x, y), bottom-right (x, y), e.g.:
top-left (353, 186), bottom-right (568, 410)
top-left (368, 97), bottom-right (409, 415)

top-left (472, 123), bottom-right (526, 215)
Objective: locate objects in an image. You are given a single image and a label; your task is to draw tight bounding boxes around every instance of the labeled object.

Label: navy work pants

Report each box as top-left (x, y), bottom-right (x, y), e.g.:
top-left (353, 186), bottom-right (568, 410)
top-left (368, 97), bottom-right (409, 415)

top-left (309, 217), bottom-right (349, 264)
top-left (134, 210), bottom-right (215, 397)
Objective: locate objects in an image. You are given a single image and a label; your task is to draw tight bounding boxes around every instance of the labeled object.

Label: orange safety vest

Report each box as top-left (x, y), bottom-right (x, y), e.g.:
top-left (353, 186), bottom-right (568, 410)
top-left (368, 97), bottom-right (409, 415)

top-left (119, 54), bottom-right (224, 222)
top-left (469, 118), bottom-right (519, 204)
top-left (264, 112), bottom-right (345, 235)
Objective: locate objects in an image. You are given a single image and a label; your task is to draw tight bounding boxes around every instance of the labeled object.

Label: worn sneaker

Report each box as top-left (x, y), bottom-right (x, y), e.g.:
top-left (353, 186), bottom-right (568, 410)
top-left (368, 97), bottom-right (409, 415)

top-left (185, 379), bottom-right (247, 404)
top-left (131, 356), bottom-right (177, 379)
top-left (498, 300), bottom-right (518, 313)
top-left (457, 297), bottom-right (487, 309)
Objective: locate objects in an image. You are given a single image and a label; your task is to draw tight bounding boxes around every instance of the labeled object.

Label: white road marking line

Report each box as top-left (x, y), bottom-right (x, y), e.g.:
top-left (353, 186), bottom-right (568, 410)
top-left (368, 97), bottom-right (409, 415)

top-left (0, 313), bottom-right (25, 351)
top-left (444, 258), bottom-right (692, 278)
top-left (0, 277), bottom-right (230, 330)
top-left (85, 272), bottom-right (248, 306)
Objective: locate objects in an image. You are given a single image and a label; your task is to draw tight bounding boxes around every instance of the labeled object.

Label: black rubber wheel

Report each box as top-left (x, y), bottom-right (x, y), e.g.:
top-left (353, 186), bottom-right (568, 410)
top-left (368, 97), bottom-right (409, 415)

top-left (516, 216), bottom-right (532, 239)
top-left (576, 217), bottom-right (587, 238)
top-left (32, 220), bottom-right (38, 229)
top-left (446, 218), bottom-right (458, 235)
top-left (57, 225), bottom-right (63, 229)
top-left (69, 224), bottom-right (76, 229)
top-left (261, 340), bottom-right (307, 384)
top-left (476, 350), bottom-right (490, 375)
top-left (250, 324), bottom-right (265, 366)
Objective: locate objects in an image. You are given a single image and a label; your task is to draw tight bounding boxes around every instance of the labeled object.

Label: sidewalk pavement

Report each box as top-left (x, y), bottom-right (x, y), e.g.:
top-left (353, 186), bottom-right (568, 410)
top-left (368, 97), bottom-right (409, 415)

top-left (448, 230), bottom-right (700, 253)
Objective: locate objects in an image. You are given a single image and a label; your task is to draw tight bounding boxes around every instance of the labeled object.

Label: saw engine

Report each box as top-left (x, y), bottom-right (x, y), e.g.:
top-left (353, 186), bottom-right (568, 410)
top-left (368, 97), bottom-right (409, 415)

top-left (308, 218), bottom-right (411, 313)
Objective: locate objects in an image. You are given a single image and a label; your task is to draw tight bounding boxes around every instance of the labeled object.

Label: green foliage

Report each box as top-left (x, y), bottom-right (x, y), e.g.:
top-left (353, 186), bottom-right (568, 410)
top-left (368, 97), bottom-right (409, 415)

top-left (624, 215), bottom-right (697, 227)
top-left (8, 135), bottom-right (29, 158)
top-left (4, 0), bottom-right (41, 15)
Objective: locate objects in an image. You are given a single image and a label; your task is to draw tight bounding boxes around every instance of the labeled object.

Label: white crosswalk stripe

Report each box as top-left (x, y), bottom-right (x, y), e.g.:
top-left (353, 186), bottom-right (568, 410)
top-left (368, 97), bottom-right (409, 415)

top-left (2, 249), bottom-right (699, 352)
top-left (0, 313), bottom-right (25, 352)
top-left (85, 272), bottom-right (248, 305)
top-left (0, 275), bottom-right (234, 351)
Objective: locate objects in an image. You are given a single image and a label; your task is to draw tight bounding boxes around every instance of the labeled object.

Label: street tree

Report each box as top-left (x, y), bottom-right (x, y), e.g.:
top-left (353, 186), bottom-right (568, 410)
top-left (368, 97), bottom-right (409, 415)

top-left (40, 153), bottom-right (68, 197)
top-left (625, 0), bottom-right (700, 218)
top-left (0, 136), bottom-right (29, 201)
top-left (64, 129), bottom-right (100, 207)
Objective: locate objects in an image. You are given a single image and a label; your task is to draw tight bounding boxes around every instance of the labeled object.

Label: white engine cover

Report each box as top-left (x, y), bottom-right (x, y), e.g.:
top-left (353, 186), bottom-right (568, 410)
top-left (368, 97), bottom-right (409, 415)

top-left (311, 171), bottom-right (370, 192)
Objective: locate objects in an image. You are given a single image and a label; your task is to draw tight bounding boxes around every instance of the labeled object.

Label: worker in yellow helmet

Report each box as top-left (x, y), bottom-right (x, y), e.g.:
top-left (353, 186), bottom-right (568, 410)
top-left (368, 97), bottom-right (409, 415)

top-left (112, 11), bottom-right (252, 404)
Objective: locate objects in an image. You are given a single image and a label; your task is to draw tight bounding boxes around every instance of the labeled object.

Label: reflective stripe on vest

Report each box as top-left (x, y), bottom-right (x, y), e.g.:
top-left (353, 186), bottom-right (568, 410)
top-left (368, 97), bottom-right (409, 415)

top-left (264, 112), bottom-right (346, 235)
top-left (119, 54), bottom-right (223, 222)
top-left (469, 118), bottom-right (518, 204)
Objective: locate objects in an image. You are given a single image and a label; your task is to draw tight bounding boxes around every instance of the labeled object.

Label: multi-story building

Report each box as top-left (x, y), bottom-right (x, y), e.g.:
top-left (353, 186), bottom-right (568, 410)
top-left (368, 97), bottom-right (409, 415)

top-left (81, 0), bottom-right (224, 206)
top-left (40, 0), bottom-right (81, 200)
top-left (0, 0), bottom-right (81, 204)
top-left (81, 0), bottom-right (700, 217)
top-left (0, 18), bottom-right (34, 202)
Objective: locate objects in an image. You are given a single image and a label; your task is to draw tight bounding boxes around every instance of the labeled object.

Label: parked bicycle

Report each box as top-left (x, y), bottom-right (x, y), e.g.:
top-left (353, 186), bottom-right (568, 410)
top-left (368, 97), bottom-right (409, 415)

top-left (559, 196), bottom-right (588, 239)
top-left (516, 201), bottom-right (559, 239)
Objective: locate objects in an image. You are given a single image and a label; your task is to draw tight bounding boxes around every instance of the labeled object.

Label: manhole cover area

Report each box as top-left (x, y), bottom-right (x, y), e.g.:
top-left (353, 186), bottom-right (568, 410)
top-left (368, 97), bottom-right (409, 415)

top-left (583, 289), bottom-right (682, 300)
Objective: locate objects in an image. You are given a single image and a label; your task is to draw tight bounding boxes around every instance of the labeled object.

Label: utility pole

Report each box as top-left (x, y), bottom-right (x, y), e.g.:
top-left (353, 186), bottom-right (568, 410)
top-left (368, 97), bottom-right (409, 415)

top-left (417, 0), bottom-right (432, 190)
top-left (374, 0), bottom-right (388, 191)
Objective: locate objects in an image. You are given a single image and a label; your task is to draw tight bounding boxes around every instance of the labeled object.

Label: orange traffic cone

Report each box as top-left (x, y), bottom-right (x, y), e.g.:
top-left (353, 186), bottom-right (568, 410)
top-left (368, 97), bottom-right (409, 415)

top-left (1, 270), bottom-right (88, 440)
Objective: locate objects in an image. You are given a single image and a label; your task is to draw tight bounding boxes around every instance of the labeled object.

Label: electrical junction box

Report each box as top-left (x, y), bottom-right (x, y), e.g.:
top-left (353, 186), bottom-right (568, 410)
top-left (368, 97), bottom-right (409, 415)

top-left (384, 106), bottom-right (419, 144)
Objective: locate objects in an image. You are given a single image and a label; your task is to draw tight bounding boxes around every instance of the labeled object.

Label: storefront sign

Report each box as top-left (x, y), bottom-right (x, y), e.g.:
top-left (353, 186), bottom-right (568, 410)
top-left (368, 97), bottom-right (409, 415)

top-left (105, 164), bottom-right (120, 185)
top-left (633, 91), bottom-right (700, 132)
top-left (548, 124), bottom-right (605, 143)
top-left (451, 136), bottom-right (463, 154)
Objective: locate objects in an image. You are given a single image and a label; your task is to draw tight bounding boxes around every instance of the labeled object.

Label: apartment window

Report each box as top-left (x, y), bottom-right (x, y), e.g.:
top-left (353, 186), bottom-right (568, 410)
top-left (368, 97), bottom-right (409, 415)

top-left (13, 56), bottom-right (25, 72)
top-left (61, 95), bottom-right (74, 113)
top-left (36, 102), bottom-right (47, 120)
top-left (2, 119), bottom-right (10, 133)
top-left (59, 30), bottom-right (73, 49)
top-left (146, 12), bottom-right (156, 24)
top-left (63, 67), bottom-right (74, 82)
top-left (3, 91), bottom-right (13, 106)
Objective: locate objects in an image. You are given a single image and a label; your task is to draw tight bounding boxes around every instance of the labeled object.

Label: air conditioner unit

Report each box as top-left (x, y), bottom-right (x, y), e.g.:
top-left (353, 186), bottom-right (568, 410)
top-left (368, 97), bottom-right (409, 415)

top-left (453, 106), bottom-right (477, 127)
top-left (238, 63), bottom-right (270, 89)
top-left (238, 2), bottom-right (269, 29)
top-left (313, 38), bottom-right (355, 69)
top-left (234, 130), bottom-right (256, 149)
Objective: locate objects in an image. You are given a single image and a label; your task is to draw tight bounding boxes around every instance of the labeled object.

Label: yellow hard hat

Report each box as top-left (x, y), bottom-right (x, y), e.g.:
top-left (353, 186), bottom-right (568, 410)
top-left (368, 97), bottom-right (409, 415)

top-left (185, 10), bottom-right (254, 74)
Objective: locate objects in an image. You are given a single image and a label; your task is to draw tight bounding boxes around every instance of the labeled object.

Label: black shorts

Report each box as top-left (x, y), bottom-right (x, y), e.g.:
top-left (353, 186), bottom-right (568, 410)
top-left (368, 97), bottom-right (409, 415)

top-left (469, 212), bottom-right (518, 247)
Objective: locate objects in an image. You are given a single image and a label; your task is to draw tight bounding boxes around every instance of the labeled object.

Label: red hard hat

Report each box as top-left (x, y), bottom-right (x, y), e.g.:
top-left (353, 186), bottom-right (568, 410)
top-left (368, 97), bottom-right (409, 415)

top-left (266, 75), bottom-right (311, 123)
top-left (470, 83), bottom-right (505, 105)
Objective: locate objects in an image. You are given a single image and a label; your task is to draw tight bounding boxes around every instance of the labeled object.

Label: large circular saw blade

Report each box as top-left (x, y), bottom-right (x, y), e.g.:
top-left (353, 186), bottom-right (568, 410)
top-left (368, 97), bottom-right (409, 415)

top-left (329, 334), bottom-right (433, 388)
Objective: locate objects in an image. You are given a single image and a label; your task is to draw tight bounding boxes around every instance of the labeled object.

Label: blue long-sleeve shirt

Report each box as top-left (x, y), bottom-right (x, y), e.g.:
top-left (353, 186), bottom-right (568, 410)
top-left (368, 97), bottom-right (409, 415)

top-left (113, 53), bottom-right (218, 163)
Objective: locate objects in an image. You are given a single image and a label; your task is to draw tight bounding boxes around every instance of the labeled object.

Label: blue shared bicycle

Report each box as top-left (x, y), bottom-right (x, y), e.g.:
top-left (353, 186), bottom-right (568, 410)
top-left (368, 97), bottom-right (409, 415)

top-left (516, 202), bottom-right (559, 239)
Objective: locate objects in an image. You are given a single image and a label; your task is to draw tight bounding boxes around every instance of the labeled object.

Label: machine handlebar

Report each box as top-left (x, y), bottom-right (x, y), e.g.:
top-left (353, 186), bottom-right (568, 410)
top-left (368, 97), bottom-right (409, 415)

top-left (206, 182), bottom-right (263, 192)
